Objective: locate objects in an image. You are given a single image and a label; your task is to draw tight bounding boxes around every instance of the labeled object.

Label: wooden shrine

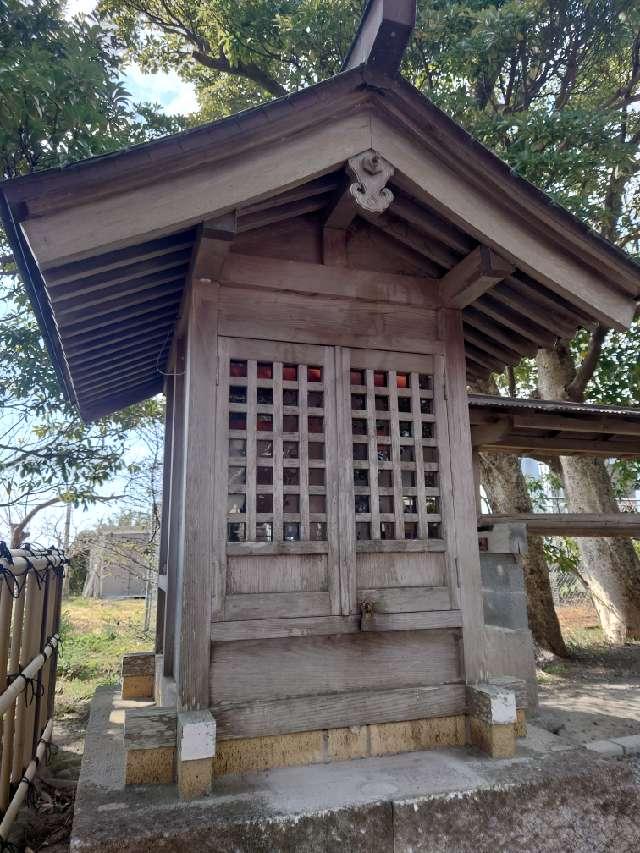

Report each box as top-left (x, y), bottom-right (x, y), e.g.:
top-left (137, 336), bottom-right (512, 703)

top-left (2, 0), bottom-right (640, 797)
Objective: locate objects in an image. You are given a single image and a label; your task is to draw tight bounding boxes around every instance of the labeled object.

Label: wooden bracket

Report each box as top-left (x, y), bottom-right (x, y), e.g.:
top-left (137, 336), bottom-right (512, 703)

top-left (440, 246), bottom-right (514, 309)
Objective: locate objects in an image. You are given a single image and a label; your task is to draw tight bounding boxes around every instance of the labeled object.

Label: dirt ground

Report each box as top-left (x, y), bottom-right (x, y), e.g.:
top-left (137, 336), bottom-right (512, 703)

top-left (534, 603), bottom-right (640, 743)
top-left (10, 599), bottom-right (640, 851)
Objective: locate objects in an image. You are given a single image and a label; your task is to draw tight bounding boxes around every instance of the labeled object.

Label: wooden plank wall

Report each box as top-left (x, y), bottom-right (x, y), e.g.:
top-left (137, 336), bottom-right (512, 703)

top-left (165, 242), bottom-right (483, 723)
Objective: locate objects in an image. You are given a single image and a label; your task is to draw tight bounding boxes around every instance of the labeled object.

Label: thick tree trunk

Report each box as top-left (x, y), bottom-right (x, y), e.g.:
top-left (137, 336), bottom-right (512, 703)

top-left (471, 378), bottom-right (567, 656)
top-left (479, 449), bottom-right (568, 657)
top-left (537, 347), bottom-right (640, 642)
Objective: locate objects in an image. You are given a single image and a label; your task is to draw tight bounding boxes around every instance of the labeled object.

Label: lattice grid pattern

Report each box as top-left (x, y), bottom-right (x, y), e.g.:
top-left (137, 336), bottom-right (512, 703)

top-left (350, 366), bottom-right (442, 542)
top-left (226, 357), bottom-right (328, 544)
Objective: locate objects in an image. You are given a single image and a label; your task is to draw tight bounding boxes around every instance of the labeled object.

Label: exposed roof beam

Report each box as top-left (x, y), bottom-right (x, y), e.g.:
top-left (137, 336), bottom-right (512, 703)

top-left (439, 246), bottom-right (514, 309)
top-left (72, 343), bottom-right (168, 382)
top-left (68, 331), bottom-right (171, 371)
top-left (53, 270), bottom-right (187, 318)
top-left (241, 175), bottom-right (341, 216)
top-left (471, 418), bottom-right (513, 446)
top-left (479, 513), bottom-right (640, 536)
top-left (390, 195), bottom-right (474, 254)
top-left (473, 294), bottom-right (557, 348)
top-left (44, 230), bottom-right (194, 288)
top-left (462, 308), bottom-right (538, 357)
top-left (62, 293), bottom-right (181, 340)
top-left (361, 213), bottom-right (444, 276)
top-left (81, 380), bottom-right (163, 421)
top-left (462, 325), bottom-right (522, 365)
top-left (343, 0), bottom-right (416, 74)
top-left (75, 364), bottom-right (161, 397)
top-left (482, 435), bottom-right (639, 458)
top-left (57, 280), bottom-right (183, 329)
top-left (239, 196), bottom-right (330, 232)
top-left (64, 318), bottom-right (174, 357)
top-left (512, 413), bottom-right (640, 437)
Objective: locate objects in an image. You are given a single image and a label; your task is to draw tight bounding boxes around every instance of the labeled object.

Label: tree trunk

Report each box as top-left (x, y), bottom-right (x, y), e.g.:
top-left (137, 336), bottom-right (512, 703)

top-left (537, 347), bottom-right (640, 642)
top-left (470, 377), bottom-right (567, 656)
top-left (479, 449), bottom-right (568, 657)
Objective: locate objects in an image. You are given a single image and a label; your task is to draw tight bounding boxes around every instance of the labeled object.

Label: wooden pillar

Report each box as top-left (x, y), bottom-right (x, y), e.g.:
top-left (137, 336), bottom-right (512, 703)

top-left (177, 278), bottom-right (218, 710)
top-left (439, 308), bottom-right (486, 683)
top-left (163, 340), bottom-right (185, 678)
top-left (155, 376), bottom-right (175, 654)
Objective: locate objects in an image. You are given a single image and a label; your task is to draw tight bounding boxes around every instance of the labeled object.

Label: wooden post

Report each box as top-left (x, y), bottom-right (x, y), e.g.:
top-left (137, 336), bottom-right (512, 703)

top-left (177, 278), bottom-right (218, 710)
top-left (163, 340), bottom-right (185, 679)
top-left (155, 376), bottom-right (175, 654)
top-left (439, 308), bottom-right (486, 683)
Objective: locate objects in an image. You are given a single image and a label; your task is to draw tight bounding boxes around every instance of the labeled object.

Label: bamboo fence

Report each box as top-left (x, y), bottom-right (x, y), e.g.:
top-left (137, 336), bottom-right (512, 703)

top-left (0, 542), bottom-right (65, 847)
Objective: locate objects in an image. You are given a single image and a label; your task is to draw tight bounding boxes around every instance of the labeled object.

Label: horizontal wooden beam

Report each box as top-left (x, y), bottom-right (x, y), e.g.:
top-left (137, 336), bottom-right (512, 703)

top-left (212, 682), bottom-right (465, 741)
top-left (440, 246), bottom-right (514, 309)
top-left (343, 0), bottom-right (417, 75)
top-left (217, 251), bottom-right (438, 308)
top-left (480, 434), bottom-right (639, 458)
top-left (512, 413), bottom-right (640, 437)
top-left (238, 195), bottom-right (329, 232)
top-left (479, 513), bottom-right (640, 538)
top-left (67, 329), bottom-right (171, 370)
top-left (240, 175), bottom-right (341, 216)
top-left (75, 364), bottom-right (160, 397)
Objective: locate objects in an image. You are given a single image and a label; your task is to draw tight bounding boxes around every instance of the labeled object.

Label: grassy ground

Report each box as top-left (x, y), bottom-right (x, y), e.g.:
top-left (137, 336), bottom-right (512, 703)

top-left (56, 597), bottom-right (153, 716)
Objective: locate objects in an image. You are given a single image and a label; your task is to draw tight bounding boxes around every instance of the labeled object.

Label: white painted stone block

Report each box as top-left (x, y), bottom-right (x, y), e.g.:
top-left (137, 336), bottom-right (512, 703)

top-left (177, 710), bottom-right (216, 762)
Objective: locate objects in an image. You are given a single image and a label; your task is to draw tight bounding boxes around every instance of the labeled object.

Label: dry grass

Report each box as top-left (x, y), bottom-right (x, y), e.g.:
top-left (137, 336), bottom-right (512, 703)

top-left (56, 597), bottom-right (153, 716)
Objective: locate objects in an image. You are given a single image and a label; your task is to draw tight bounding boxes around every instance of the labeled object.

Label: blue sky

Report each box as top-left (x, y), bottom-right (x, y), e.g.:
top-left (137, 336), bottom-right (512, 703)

top-left (65, 0), bottom-right (199, 116)
top-left (8, 1), bottom-right (198, 546)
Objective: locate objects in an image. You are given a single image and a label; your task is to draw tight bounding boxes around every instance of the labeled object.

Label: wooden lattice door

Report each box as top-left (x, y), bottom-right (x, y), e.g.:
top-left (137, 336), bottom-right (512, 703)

top-left (336, 348), bottom-right (459, 618)
top-left (214, 338), bottom-right (340, 621)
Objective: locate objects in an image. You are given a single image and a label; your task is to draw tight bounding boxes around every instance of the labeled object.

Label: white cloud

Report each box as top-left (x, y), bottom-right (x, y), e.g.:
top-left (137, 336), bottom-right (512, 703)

top-left (123, 64), bottom-right (199, 116)
top-left (63, 1), bottom-right (199, 117)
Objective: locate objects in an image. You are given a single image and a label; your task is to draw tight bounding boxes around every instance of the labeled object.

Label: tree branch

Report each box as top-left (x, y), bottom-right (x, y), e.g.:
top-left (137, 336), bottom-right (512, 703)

top-left (565, 324), bottom-right (607, 402)
top-left (191, 49), bottom-right (286, 98)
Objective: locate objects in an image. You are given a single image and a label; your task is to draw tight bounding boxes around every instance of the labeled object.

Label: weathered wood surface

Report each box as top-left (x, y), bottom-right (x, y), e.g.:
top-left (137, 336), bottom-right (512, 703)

top-left (356, 553), bottom-right (445, 589)
top-left (124, 707), bottom-right (177, 750)
top-left (439, 309), bottom-right (485, 681)
top-left (358, 586), bottom-right (451, 613)
top-left (213, 682), bottom-right (466, 741)
top-left (178, 279), bottom-right (217, 709)
top-left (227, 554), bottom-right (329, 594)
top-left (361, 610), bottom-right (462, 632)
top-left (211, 615), bottom-right (361, 642)
top-left (218, 287), bottom-right (439, 354)
top-left (210, 630), bottom-right (461, 705)
top-left (122, 652), bottom-right (155, 677)
top-left (439, 246), bottom-right (513, 309)
top-left (479, 513), bottom-right (640, 538)
top-left (343, 0), bottom-right (417, 75)
top-left (224, 592), bottom-right (332, 621)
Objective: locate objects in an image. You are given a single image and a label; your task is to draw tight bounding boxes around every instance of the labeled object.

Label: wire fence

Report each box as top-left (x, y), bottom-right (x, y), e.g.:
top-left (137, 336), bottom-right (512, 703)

top-left (548, 568), bottom-right (591, 607)
top-left (0, 543), bottom-right (66, 849)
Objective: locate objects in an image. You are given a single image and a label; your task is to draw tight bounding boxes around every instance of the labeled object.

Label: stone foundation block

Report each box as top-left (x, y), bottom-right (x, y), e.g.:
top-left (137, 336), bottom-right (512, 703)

top-left (125, 747), bottom-right (175, 785)
top-left (121, 652), bottom-right (155, 700)
top-left (369, 715), bottom-right (466, 757)
top-left (177, 710), bottom-right (216, 800)
top-left (467, 681), bottom-right (517, 758)
top-left (214, 729), bottom-right (325, 776)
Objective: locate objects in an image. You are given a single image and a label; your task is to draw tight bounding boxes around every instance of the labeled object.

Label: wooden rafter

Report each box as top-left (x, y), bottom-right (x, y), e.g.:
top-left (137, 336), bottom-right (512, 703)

top-left (439, 246), bottom-right (514, 309)
top-left (343, 0), bottom-right (417, 74)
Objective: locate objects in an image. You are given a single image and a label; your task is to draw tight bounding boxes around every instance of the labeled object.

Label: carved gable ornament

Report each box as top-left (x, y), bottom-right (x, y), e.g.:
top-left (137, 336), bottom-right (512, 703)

top-left (347, 150), bottom-right (394, 215)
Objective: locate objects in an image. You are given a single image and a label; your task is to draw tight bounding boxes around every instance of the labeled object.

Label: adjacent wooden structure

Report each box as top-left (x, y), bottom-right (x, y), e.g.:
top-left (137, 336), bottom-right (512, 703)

top-left (2, 0), bottom-right (640, 776)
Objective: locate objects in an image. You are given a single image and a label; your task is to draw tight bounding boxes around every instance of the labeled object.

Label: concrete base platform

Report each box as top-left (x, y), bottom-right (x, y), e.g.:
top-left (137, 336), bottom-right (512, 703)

top-left (71, 687), bottom-right (640, 853)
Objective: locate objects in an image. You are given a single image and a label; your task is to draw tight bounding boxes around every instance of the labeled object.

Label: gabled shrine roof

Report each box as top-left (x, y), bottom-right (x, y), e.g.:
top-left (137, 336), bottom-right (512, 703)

top-left (2, 66), bottom-right (639, 420)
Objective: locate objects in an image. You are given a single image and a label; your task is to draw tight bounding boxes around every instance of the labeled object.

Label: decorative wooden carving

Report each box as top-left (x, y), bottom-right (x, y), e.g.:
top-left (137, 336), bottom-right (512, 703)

top-left (347, 150), bottom-right (394, 215)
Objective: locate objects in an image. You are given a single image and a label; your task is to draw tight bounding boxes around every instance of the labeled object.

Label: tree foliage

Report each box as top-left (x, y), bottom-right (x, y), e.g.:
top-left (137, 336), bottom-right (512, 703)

top-left (0, 0), bottom-right (173, 539)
